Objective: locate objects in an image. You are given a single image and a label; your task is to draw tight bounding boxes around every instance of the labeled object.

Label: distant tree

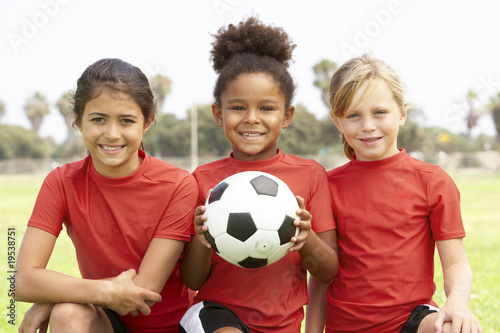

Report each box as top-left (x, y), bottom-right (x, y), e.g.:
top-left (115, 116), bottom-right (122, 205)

top-left (194, 104), bottom-right (231, 156)
top-left (489, 93), bottom-right (500, 143)
top-left (144, 113), bottom-right (189, 156)
top-left (465, 89), bottom-right (480, 145)
top-left (318, 115), bottom-right (342, 152)
top-left (279, 104), bottom-right (322, 155)
top-left (398, 106), bottom-right (426, 153)
top-left (313, 59), bottom-right (340, 142)
top-left (313, 59), bottom-right (338, 109)
top-left (23, 92), bottom-right (50, 133)
top-left (0, 124), bottom-right (51, 159)
top-left (0, 99), bottom-right (5, 122)
top-left (149, 74), bottom-right (172, 113)
top-left (56, 92), bottom-right (78, 156)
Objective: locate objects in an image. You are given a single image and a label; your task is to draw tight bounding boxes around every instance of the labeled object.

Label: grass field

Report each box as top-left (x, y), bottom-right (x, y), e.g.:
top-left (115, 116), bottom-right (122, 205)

top-left (1, 171), bottom-right (499, 332)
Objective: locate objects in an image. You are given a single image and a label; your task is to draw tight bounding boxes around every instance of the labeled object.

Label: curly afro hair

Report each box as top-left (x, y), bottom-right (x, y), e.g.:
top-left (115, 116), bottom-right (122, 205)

top-left (210, 16), bottom-right (297, 107)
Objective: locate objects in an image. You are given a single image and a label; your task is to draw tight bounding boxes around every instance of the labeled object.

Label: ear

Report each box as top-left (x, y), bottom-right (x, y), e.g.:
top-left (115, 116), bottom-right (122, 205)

top-left (143, 115), bottom-right (155, 134)
top-left (282, 105), bottom-right (295, 129)
top-left (331, 113), bottom-right (343, 133)
top-left (399, 103), bottom-right (408, 126)
top-left (212, 103), bottom-right (224, 128)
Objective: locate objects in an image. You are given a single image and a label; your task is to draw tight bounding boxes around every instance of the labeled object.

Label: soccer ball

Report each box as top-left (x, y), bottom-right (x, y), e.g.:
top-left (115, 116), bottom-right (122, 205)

top-left (204, 171), bottom-right (300, 269)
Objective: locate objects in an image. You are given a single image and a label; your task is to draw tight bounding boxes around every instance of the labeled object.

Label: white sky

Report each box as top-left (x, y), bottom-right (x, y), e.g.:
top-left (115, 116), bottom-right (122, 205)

top-left (1, 0), bottom-right (499, 143)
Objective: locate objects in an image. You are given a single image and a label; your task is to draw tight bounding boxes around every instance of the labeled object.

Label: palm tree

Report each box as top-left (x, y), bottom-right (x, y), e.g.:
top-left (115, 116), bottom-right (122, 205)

top-left (489, 93), bottom-right (500, 142)
top-left (149, 74), bottom-right (172, 113)
top-left (465, 90), bottom-right (480, 146)
top-left (23, 92), bottom-right (50, 133)
top-left (0, 99), bottom-right (5, 122)
top-left (56, 92), bottom-right (76, 154)
top-left (313, 59), bottom-right (338, 110)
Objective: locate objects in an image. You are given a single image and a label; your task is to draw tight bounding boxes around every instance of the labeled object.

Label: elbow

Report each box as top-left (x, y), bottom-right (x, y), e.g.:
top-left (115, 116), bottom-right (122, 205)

top-left (308, 260), bottom-right (338, 284)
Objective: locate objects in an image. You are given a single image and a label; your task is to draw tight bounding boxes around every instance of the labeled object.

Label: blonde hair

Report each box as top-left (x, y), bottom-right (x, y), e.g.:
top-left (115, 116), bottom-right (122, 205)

top-left (329, 54), bottom-right (406, 159)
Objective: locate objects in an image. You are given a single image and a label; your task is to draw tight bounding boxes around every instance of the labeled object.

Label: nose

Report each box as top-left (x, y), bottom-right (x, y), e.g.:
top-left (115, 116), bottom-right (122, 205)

top-left (104, 122), bottom-right (121, 139)
top-left (244, 109), bottom-right (260, 124)
top-left (361, 116), bottom-right (376, 132)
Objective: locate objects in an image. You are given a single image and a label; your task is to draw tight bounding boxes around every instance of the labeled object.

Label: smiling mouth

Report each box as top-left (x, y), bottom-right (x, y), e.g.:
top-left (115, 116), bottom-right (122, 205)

top-left (359, 137), bottom-right (381, 142)
top-left (99, 145), bottom-right (125, 151)
top-left (240, 133), bottom-right (263, 137)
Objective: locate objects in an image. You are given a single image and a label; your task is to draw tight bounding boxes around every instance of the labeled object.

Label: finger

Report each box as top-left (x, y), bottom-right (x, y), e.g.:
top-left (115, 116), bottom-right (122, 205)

top-left (461, 318), bottom-right (470, 333)
top-left (131, 309), bottom-right (140, 317)
top-left (451, 318), bottom-right (463, 333)
top-left (122, 268), bottom-right (137, 279)
top-left (137, 300), bottom-right (154, 316)
top-left (295, 196), bottom-right (305, 209)
top-left (433, 311), bottom-right (445, 333)
top-left (143, 290), bottom-right (162, 305)
top-left (194, 205), bottom-right (206, 215)
top-left (288, 240), bottom-right (306, 252)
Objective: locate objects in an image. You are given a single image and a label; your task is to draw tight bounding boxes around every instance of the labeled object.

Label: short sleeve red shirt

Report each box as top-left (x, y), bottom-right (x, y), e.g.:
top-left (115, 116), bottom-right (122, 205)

top-left (28, 150), bottom-right (199, 333)
top-left (192, 150), bottom-right (336, 333)
top-left (326, 149), bottom-right (465, 332)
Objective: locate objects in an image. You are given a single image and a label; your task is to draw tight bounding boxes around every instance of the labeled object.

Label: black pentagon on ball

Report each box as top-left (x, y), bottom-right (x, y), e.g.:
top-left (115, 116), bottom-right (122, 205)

top-left (205, 231), bottom-right (219, 253)
top-left (278, 215), bottom-right (297, 245)
top-left (250, 175), bottom-right (279, 197)
top-left (238, 256), bottom-right (268, 268)
top-left (208, 181), bottom-right (229, 204)
top-left (227, 212), bottom-right (257, 242)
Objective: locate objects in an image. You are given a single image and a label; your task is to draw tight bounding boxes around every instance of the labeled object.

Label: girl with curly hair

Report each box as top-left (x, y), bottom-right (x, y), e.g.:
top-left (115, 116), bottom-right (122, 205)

top-left (179, 16), bottom-right (338, 333)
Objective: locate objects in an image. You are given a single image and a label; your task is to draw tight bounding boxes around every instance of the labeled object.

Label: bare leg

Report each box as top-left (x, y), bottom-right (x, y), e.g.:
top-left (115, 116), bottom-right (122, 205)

top-left (417, 312), bottom-right (452, 333)
top-left (49, 303), bottom-right (114, 333)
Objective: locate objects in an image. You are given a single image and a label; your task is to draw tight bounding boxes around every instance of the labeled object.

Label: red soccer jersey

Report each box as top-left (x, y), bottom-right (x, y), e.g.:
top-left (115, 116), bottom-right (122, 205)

top-left (28, 150), bottom-right (198, 333)
top-left (326, 149), bottom-right (465, 332)
top-left (192, 150), bottom-right (336, 333)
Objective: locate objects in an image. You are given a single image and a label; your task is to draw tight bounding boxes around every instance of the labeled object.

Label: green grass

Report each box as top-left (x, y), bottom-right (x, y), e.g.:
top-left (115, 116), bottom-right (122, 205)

top-left (1, 172), bottom-right (499, 332)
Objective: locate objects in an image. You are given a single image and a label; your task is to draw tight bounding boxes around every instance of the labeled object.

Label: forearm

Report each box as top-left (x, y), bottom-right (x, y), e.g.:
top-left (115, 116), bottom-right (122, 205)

top-left (299, 230), bottom-right (338, 283)
top-left (305, 275), bottom-right (328, 333)
top-left (180, 236), bottom-right (213, 290)
top-left (132, 238), bottom-right (185, 294)
top-left (15, 267), bottom-right (108, 306)
top-left (443, 261), bottom-right (472, 304)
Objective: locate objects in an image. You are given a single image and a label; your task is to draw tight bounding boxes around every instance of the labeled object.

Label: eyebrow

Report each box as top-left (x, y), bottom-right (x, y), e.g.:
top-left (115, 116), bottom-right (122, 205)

top-left (227, 98), bottom-right (280, 104)
top-left (87, 112), bottom-right (139, 118)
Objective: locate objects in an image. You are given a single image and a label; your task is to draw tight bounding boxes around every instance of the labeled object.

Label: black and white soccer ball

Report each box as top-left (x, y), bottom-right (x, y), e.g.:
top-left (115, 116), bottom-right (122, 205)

top-left (204, 171), bottom-right (300, 269)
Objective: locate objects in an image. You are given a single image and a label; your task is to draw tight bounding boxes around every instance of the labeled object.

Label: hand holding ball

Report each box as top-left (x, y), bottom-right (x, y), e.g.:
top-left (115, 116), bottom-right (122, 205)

top-left (204, 171), bottom-right (299, 268)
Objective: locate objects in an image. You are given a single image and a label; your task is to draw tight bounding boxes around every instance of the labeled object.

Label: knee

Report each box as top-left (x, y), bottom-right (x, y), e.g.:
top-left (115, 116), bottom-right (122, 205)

top-left (50, 303), bottom-right (96, 332)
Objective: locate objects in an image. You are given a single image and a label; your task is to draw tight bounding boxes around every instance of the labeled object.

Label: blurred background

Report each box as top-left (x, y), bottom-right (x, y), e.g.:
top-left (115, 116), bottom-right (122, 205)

top-left (1, 0), bottom-right (500, 172)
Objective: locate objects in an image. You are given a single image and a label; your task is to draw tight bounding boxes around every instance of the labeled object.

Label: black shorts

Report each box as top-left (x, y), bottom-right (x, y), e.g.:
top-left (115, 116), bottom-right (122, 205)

top-left (400, 304), bottom-right (439, 333)
top-left (103, 309), bottom-right (133, 333)
top-left (180, 302), bottom-right (251, 333)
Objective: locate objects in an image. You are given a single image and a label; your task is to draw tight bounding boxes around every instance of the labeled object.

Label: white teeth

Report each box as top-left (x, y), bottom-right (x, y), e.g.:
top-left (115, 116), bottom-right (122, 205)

top-left (101, 145), bottom-right (122, 151)
top-left (242, 133), bottom-right (260, 137)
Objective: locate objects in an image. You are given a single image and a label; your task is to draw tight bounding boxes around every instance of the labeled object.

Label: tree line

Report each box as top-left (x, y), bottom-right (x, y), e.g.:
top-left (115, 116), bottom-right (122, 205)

top-left (1, 59), bottom-right (499, 161)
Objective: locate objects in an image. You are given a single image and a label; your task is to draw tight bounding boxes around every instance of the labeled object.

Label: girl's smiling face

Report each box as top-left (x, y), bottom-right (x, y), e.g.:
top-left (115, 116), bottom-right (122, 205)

top-left (77, 89), bottom-right (153, 178)
top-left (213, 72), bottom-right (294, 161)
top-left (333, 79), bottom-right (407, 162)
